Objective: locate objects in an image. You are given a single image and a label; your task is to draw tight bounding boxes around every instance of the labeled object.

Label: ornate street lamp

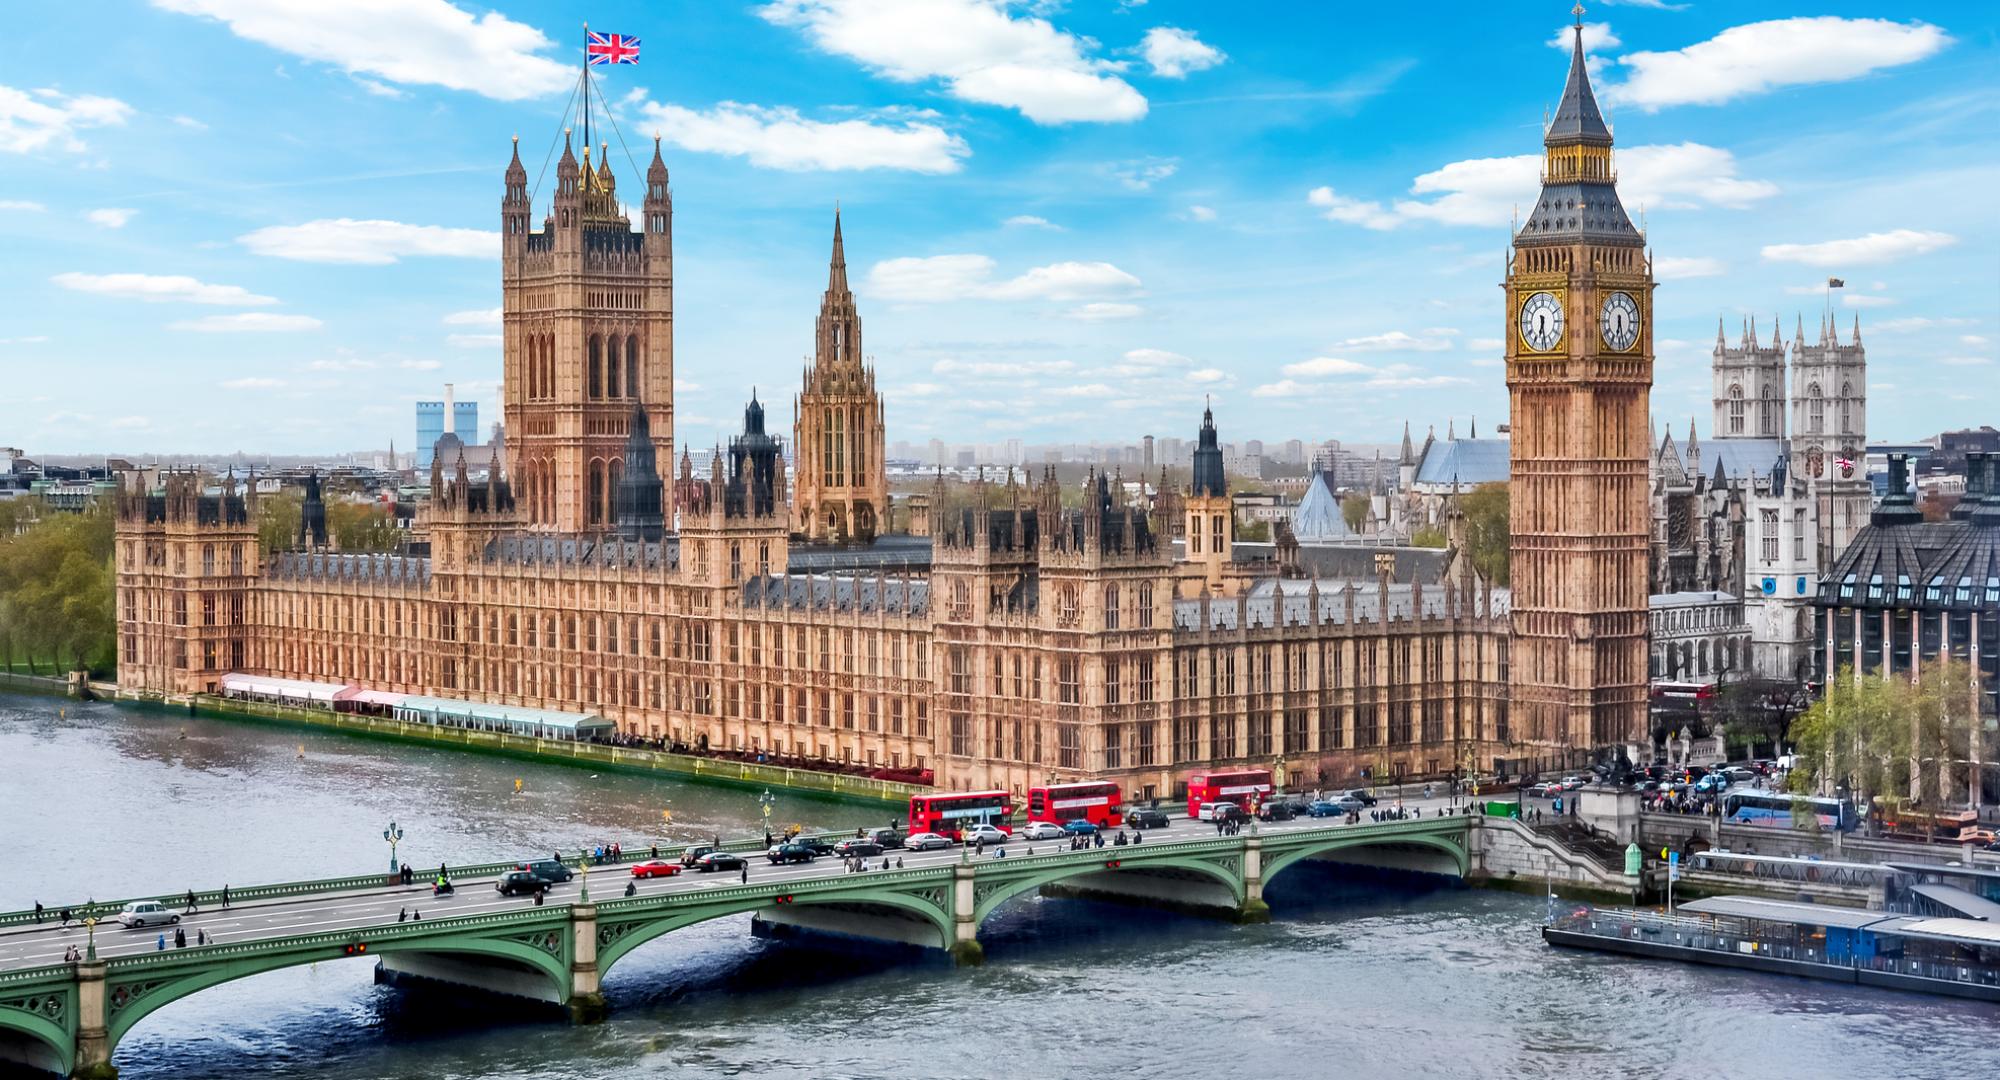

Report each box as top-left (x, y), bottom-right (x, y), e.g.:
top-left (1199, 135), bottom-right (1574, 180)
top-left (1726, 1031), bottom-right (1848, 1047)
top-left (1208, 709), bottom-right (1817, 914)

top-left (383, 822), bottom-right (404, 873)
top-left (759, 788), bottom-right (776, 841)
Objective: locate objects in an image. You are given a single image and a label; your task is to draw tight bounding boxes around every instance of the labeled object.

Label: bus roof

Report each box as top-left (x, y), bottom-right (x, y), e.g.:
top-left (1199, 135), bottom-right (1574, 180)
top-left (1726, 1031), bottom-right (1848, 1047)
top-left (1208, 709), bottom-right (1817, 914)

top-left (1037, 780), bottom-right (1118, 790)
top-left (915, 790), bottom-right (1009, 800)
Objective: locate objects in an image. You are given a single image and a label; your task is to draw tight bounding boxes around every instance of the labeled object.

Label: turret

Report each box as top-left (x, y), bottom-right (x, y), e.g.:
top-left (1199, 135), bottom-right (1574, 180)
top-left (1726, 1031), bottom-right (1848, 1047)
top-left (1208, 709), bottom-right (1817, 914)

top-left (552, 128), bottom-right (580, 235)
top-left (502, 135), bottom-right (529, 253)
top-left (642, 134), bottom-right (671, 247)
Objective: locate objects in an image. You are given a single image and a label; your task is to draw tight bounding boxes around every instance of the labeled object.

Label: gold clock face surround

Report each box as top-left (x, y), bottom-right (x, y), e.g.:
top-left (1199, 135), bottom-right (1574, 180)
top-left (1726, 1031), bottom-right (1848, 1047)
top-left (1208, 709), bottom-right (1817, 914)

top-left (1600, 291), bottom-right (1639, 351)
top-left (1519, 291), bottom-right (1565, 352)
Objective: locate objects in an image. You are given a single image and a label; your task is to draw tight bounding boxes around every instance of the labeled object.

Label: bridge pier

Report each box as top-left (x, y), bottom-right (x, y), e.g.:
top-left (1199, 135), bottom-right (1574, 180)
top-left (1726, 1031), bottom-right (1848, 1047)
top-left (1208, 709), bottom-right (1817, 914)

top-left (72, 959), bottom-right (115, 1080)
top-left (1236, 838), bottom-right (1270, 924)
top-left (948, 864), bottom-right (983, 967)
top-left (567, 902), bottom-right (608, 1023)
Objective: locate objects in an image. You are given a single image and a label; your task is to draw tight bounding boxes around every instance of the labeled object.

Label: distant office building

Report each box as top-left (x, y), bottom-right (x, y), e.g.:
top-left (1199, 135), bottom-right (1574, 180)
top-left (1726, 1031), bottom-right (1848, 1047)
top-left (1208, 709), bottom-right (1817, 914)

top-left (415, 402), bottom-right (445, 469)
top-left (454, 401), bottom-right (478, 445)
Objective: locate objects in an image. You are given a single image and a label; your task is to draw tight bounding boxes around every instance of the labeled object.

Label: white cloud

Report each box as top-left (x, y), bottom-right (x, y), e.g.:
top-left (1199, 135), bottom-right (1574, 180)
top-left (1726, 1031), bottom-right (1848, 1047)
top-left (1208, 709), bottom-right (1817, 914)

top-left (220, 377), bottom-right (285, 389)
top-left (1312, 142), bottom-right (1773, 231)
top-left (759, 0), bottom-right (1148, 124)
top-left (887, 382), bottom-right (945, 398)
top-left (1962, 335), bottom-right (1990, 346)
top-left (1186, 204), bottom-right (1217, 222)
top-left (171, 313), bottom-right (322, 332)
top-left (447, 333), bottom-right (502, 348)
top-left (1939, 356), bottom-right (1991, 367)
top-left (1468, 337), bottom-right (1505, 352)
top-left (1140, 27), bottom-right (1224, 79)
top-left (635, 99), bottom-right (968, 173)
top-left (1655, 256), bottom-right (1726, 280)
top-left (1186, 368), bottom-right (1229, 384)
top-left (1550, 23), bottom-right (1621, 52)
top-left (1283, 357), bottom-right (1374, 377)
top-left (305, 357), bottom-right (375, 371)
top-left (85, 207), bottom-right (137, 228)
top-left (152, 0), bottom-right (573, 101)
top-left (401, 359), bottom-right (442, 371)
top-left (0, 335), bottom-right (50, 345)
top-left (1047, 383), bottom-right (1118, 398)
top-left (0, 198), bottom-right (46, 211)
top-left (1328, 331), bottom-right (1454, 353)
top-left (865, 254), bottom-right (1142, 304)
top-left (1873, 316), bottom-right (1975, 332)
top-left (1107, 158), bottom-right (1177, 191)
top-left (52, 271), bottom-right (277, 306)
top-left (934, 357), bottom-right (1075, 377)
top-left (1603, 18), bottom-right (1951, 111)
top-left (0, 84), bottom-right (132, 153)
top-left (1065, 302), bottom-right (1144, 321)
top-left (1004, 214), bottom-right (1061, 230)
top-left (442, 307), bottom-right (502, 326)
top-left (1119, 348), bottom-right (1190, 369)
top-left (1761, 230), bottom-right (1958, 268)
top-left (170, 114), bottom-right (208, 130)
top-left (238, 218), bottom-right (497, 264)
top-left (1842, 294), bottom-right (1897, 309)
top-left (1251, 378), bottom-right (1312, 398)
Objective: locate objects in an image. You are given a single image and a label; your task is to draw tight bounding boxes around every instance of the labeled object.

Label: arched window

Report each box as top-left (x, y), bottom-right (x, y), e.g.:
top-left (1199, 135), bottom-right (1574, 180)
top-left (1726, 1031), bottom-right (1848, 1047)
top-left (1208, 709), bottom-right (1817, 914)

top-left (1807, 382), bottom-right (1824, 432)
top-left (1105, 585), bottom-right (1121, 630)
top-left (1727, 383), bottom-right (1745, 434)
top-left (588, 460), bottom-right (606, 524)
top-left (606, 340), bottom-right (621, 397)
top-left (626, 336), bottom-right (640, 400)
top-left (758, 540), bottom-right (770, 575)
top-left (1839, 382), bottom-right (1852, 433)
top-left (588, 335), bottom-right (603, 399)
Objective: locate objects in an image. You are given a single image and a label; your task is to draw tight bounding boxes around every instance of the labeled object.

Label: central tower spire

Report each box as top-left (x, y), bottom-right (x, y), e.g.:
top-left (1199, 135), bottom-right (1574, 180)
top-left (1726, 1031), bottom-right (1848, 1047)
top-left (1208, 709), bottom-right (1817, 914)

top-left (794, 209), bottom-right (887, 543)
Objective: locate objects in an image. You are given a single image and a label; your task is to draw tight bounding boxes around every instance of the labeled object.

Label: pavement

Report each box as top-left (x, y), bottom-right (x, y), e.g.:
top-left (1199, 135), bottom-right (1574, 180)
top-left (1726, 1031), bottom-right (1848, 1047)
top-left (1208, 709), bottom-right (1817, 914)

top-left (2, 791), bottom-right (1470, 972)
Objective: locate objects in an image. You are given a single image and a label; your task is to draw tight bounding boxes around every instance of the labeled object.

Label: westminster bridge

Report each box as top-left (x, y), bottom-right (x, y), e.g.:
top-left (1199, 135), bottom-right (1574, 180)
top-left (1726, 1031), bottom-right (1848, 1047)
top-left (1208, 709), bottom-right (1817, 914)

top-left (0, 813), bottom-right (1611, 1078)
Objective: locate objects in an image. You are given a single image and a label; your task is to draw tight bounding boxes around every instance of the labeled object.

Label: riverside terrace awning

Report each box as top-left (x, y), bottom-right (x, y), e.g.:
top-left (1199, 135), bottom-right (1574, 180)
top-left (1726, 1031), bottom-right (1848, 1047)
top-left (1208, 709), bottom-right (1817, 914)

top-left (220, 672), bottom-right (346, 705)
top-left (391, 695), bottom-right (615, 741)
top-left (337, 688), bottom-right (408, 709)
top-left (1676, 896), bottom-right (1893, 930)
top-left (1908, 883), bottom-right (2000, 922)
top-left (1867, 916), bottom-right (2000, 951)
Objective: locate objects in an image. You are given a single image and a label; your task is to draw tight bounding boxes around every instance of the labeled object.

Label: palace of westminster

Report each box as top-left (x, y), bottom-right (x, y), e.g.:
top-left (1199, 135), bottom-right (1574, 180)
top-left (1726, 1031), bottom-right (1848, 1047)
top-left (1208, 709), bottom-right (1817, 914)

top-left (116, 30), bottom-right (1693, 798)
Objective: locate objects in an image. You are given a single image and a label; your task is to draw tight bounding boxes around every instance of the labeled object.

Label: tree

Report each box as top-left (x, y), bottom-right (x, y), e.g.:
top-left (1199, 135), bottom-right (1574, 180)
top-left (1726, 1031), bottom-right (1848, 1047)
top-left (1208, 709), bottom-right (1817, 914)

top-left (329, 501), bottom-right (401, 552)
top-left (1410, 525), bottom-right (1447, 548)
top-left (258, 493), bottom-right (302, 552)
top-left (1340, 493), bottom-right (1368, 533)
top-left (1459, 483), bottom-right (1509, 586)
top-left (0, 503), bottom-right (116, 675)
top-left (1787, 662), bottom-right (1980, 812)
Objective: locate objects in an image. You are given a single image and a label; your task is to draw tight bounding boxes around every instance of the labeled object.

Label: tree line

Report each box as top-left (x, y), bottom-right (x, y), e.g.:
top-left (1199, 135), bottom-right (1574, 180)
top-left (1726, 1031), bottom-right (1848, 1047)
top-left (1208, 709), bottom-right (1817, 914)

top-left (0, 501), bottom-right (116, 675)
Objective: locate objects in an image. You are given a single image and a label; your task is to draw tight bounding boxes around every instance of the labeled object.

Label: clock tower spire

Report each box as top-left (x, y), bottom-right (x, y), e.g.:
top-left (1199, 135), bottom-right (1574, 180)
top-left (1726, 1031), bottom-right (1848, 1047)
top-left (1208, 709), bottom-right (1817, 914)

top-left (1505, 6), bottom-right (1654, 765)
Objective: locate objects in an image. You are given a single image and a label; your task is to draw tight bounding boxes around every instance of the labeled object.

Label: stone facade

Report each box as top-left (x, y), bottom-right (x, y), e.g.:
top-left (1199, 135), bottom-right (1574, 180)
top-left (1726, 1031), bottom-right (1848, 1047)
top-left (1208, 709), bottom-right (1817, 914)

top-left (791, 212), bottom-right (888, 544)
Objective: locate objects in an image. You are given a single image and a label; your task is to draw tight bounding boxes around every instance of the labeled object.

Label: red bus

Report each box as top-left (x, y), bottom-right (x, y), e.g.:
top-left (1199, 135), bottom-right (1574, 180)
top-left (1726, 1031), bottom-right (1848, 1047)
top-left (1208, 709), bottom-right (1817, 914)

top-left (1185, 769), bottom-right (1273, 819)
top-left (1025, 781), bottom-right (1124, 828)
top-left (907, 790), bottom-right (1014, 839)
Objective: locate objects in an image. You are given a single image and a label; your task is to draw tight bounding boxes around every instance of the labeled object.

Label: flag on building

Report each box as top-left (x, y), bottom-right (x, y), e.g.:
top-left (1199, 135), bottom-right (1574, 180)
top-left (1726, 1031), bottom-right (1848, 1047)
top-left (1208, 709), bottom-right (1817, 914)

top-left (1827, 277), bottom-right (1845, 288)
top-left (588, 32), bottom-right (640, 65)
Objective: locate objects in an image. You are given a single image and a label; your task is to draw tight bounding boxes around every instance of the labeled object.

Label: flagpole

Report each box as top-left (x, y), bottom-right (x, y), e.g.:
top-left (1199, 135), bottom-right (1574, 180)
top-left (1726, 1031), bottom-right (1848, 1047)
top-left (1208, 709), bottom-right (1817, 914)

top-left (582, 21), bottom-right (591, 155)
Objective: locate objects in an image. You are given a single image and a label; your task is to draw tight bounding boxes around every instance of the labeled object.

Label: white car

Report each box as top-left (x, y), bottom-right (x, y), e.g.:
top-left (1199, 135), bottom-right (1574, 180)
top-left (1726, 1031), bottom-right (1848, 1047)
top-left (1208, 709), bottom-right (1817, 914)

top-left (118, 901), bottom-right (180, 929)
top-left (961, 824), bottom-right (1011, 846)
top-left (1198, 800), bottom-right (1242, 821)
top-left (1018, 822), bottom-right (1067, 841)
top-left (904, 832), bottom-right (953, 851)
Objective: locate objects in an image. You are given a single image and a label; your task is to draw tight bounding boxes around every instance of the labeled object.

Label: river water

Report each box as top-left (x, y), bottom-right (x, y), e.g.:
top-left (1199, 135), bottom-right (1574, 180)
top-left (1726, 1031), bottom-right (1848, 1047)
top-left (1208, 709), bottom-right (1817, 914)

top-left (4, 690), bottom-right (1996, 1080)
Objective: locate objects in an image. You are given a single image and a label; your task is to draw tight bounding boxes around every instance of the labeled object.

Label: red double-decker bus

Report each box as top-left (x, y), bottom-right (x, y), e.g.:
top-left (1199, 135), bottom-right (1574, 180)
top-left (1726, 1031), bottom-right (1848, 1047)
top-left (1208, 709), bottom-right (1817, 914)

top-left (1185, 769), bottom-right (1272, 819)
top-left (1025, 781), bottom-right (1124, 827)
top-left (907, 790), bottom-right (1014, 839)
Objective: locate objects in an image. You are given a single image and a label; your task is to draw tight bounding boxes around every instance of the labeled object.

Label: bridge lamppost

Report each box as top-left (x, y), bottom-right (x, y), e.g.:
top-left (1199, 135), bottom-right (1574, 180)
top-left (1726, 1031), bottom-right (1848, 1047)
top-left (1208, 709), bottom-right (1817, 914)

top-left (759, 789), bottom-right (776, 843)
top-left (383, 822), bottom-right (404, 874)
top-left (83, 916), bottom-right (98, 962)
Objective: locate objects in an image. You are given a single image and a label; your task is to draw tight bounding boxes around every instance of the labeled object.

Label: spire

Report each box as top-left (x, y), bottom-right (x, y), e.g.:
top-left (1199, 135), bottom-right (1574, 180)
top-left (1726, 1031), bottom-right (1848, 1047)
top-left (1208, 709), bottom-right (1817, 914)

top-left (1852, 312), bottom-right (1861, 346)
top-left (1399, 421), bottom-right (1414, 466)
top-left (1546, 6), bottom-right (1611, 148)
top-left (828, 207), bottom-right (848, 296)
top-left (1447, 417), bottom-right (1456, 441)
top-left (1469, 414), bottom-right (1478, 439)
top-left (1715, 316), bottom-right (1726, 347)
top-left (1771, 314), bottom-right (1782, 349)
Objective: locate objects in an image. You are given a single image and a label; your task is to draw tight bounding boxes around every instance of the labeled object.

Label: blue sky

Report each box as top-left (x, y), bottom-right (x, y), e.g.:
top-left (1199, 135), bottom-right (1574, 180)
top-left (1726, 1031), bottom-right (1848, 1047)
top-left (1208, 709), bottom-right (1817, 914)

top-left (2, 1), bottom-right (1994, 457)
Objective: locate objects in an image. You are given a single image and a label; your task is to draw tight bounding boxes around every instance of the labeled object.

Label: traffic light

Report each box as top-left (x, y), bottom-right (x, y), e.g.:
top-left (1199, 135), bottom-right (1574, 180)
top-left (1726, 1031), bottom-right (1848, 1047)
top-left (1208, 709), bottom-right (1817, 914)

top-left (343, 941), bottom-right (369, 956)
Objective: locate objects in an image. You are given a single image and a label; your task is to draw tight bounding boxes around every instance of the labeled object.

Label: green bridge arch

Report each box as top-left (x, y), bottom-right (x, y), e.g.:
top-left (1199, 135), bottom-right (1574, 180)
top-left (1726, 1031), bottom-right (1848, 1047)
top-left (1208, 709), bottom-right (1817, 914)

top-left (596, 881), bottom-right (956, 974)
top-left (1260, 826), bottom-right (1471, 886)
top-left (0, 984), bottom-right (74, 1077)
top-left (103, 931), bottom-right (572, 1050)
top-left (971, 851), bottom-right (1246, 925)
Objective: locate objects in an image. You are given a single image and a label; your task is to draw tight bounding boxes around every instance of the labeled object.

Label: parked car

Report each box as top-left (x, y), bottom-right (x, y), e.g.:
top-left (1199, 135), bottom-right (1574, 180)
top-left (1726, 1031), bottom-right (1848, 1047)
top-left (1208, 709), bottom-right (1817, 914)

top-left (865, 827), bottom-right (906, 849)
top-left (767, 842), bottom-right (817, 865)
top-left (833, 839), bottom-right (884, 858)
top-left (904, 832), bottom-right (953, 851)
top-left (629, 859), bottom-right (682, 879)
top-left (1060, 819), bottom-right (1099, 836)
top-left (1344, 789), bottom-right (1379, 807)
top-left (117, 901), bottom-right (179, 929)
top-left (1126, 808), bottom-right (1172, 830)
top-left (1019, 821), bottom-right (1068, 841)
top-left (516, 859), bottom-right (574, 884)
top-left (693, 851), bottom-right (747, 873)
top-left (495, 871), bottom-right (543, 897)
top-left (962, 824), bottom-right (1011, 846)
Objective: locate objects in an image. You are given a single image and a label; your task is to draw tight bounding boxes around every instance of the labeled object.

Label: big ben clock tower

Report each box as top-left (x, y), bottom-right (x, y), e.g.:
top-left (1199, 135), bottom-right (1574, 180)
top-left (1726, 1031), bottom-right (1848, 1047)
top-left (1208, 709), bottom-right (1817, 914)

top-left (1505, 5), bottom-right (1653, 767)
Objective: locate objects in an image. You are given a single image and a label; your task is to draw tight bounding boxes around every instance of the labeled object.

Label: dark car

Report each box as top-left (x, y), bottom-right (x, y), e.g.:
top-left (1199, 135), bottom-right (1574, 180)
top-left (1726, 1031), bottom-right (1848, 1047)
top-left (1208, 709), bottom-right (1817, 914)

top-left (496, 871), bottom-right (543, 896)
top-left (833, 839), bottom-right (884, 858)
top-left (1308, 798), bottom-right (1354, 818)
top-left (1267, 792), bottom-right (1313, 814)
top-left (865, 828), bottom-right (905, 849)
top-left (1210, 803), bottom-right (1250, 825)
top-left (694, 851), bottom-right (747, 872)
top-left (789, 836), bottom-right (837, 857)
top-left (680, 845), bottom-right (720, 867)
top-left (516, 859), bottom-right (574, 884)
top-left (767, 842), bottom-right (817, 865)
top-left (1257, 801), bottom-right (1297, 822)
top-left (1127, 808), bottom-right (1172, 830)
top-left (1344, 789), bottom-right (1378, 807)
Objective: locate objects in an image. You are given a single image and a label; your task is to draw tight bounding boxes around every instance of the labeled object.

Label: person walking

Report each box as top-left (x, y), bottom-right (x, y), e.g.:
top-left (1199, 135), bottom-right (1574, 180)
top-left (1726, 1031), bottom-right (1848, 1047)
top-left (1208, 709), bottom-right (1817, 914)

top-left (741, 863), bottom-right (749, 885)
top-left (59, 907), bottom-right (71, 929)
top-left (33, 902), bottom-right (43, 924)
top-left (174, 927), bottom-right (187, 949)
top-left (220, 885), bottom-right (231, 909)
top-left (183, 889), bottom-right (198, 914)
top-left (156, 933), bottom-right (166, 951)
top-left (197, 928), bottom-right (208, 946)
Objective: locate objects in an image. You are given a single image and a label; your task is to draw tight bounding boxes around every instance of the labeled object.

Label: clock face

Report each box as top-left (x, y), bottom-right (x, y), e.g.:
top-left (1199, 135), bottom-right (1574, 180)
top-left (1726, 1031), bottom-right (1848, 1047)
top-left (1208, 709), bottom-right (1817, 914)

top-left (1519, 291), bottom-right (1564, 352)
top-left (1600, 291), bottom-right (1639, 351)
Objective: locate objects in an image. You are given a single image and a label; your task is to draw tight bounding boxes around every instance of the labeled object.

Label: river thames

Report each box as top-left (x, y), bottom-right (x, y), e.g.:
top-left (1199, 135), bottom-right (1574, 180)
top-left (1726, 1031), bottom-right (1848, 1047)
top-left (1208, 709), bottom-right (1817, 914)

top-left (4, 690), bottom-right (1996, 1080)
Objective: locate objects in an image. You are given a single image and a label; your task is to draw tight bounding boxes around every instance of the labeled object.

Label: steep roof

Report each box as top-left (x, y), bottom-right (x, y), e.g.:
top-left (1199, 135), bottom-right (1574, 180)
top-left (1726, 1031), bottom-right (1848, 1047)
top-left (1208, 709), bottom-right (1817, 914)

top-left (1289, 470), bottom-right (1352, 542)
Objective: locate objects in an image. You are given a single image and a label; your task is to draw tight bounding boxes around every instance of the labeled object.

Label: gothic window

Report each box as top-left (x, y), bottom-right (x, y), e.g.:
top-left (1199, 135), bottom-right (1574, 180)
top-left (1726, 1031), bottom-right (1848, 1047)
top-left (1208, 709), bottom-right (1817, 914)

top-left (1839, 382), bottom-right (1852, 433)
top-left (1807, 382), bottom-right (1824, 433)
top-left (626, 336), bottom-right (640, 400)
top-left (1210, 514), bottom-right (1224, 555)
top-left (588, 460), bottom-right (606, 524)
top-left (1761, 509), bottom-right (1778, 563)
top-left (729, 542), bottom-right (741, 583)
top-left (201, 544), bottom-right (214, 576)
top-left (590, 335), bottom-right (605, 398)
top-left (1793, 508), bottom-right (1807, 561)
top-left (758, 541), bottom-right (770, 575)
top-left (606, 342), bottom-right (621, 397)
top-left (1104, 584), bottom-right (1120, 630)
top-left (1727, 384), bottom-right (1745, 434)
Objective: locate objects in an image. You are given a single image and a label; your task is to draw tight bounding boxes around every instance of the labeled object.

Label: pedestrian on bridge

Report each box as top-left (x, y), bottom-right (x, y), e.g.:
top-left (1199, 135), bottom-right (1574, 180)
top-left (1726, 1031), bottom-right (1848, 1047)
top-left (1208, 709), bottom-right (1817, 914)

top-left (156, 934), bottom-right (166, 951)
top-left (197, 929), bottom-right (208, 946)
top-left (60, 907), bottom-right (72, 928)
top-left (183, 890), bottom-right (198, 914)
top-left (399, 908), bottom-right (407, 922)
top-left (741, 864), bottom-right (749, 884)
top-left (174, 928), bottom-right (186, 949)
top-left (221, 885), bottom-right (231, 909)
top-left (33, 901), bottom-right (43, 924)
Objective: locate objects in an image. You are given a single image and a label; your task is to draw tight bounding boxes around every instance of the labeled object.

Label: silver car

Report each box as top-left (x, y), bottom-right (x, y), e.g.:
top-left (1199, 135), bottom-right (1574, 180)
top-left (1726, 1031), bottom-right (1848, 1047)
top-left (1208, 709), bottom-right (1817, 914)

top-left (118, 900), bottom-right (180, 929)
top-left (903, 832), bottom-right (953, 851)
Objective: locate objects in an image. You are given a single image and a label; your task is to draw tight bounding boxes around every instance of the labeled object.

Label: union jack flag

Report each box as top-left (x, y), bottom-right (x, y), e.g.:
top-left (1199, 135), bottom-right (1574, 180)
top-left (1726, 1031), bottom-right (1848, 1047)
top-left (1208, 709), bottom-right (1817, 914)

top-left (588, 32), bottom-right (640, 65)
